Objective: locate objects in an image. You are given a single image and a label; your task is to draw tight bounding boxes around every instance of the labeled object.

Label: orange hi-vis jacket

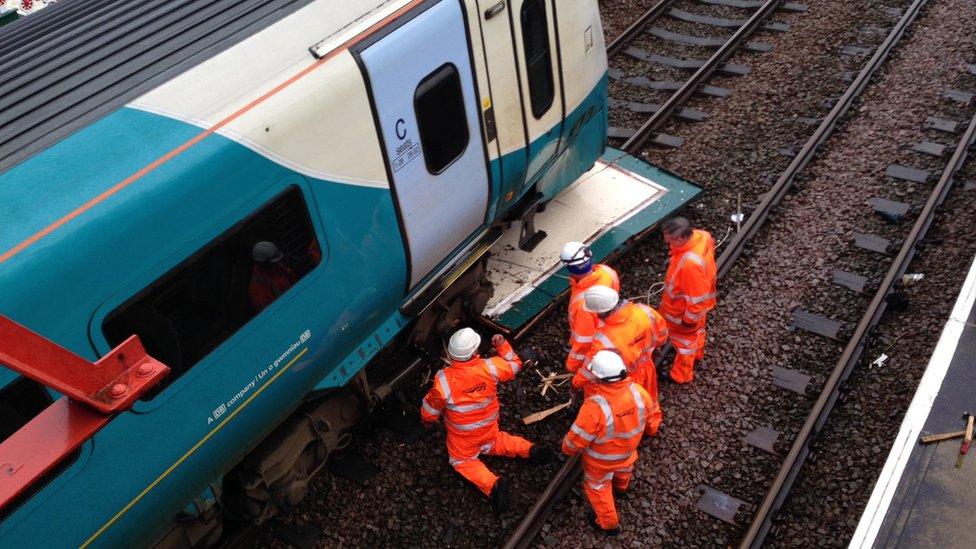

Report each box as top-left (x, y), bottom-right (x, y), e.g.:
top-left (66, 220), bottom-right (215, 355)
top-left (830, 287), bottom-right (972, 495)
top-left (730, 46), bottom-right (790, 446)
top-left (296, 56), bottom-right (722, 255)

top-left (661, 229), bottom-right (717, 326)
top-left (571, 301), bottom-right (668, 391)
top-left (562, 380), bottom-right (661, 465)
top-left (420, 340), bottom-right (522, 437)
top-left (566, 264), bottom-right (621, 372)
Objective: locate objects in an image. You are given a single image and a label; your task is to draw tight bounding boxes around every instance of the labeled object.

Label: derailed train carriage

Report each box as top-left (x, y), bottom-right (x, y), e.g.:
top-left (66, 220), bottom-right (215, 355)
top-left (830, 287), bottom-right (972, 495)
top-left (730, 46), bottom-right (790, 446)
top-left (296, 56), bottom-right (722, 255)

top-left (0, 0), bottom-right (698, 545)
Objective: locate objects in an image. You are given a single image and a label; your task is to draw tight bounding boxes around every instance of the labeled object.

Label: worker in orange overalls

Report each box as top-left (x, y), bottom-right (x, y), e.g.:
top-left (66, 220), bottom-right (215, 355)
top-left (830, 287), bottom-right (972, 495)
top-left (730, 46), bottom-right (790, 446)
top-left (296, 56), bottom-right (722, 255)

top-left (562, 350), bottom-right (661, 535)
top-left (560, 242), bottom-right (620, 373)
top-left (570, 286), bottom-right (668, 399)
top-left (420, 328), bottom-right (554, 512)
top-left (248, 241), bottom-right (298, 311)
top-left (659, 217), bottom-right (717, 384)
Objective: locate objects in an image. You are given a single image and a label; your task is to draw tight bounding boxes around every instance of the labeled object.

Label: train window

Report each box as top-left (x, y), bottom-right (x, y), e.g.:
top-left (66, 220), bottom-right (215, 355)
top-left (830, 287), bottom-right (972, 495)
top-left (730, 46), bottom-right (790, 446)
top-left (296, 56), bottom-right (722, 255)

top-left (0, 377), bottom-right (51, 442)
top-left (414, 63), bottom-right (470, 174)
top-left (103, 186), bottom-right (322, 398)
top-left (521, 0), bottom-right (555, 119)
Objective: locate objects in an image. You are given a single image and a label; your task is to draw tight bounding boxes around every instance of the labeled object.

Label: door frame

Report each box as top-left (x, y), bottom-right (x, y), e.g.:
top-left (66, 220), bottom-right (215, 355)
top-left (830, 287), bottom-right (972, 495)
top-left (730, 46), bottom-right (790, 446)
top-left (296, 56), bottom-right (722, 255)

top-left (351, 0), bottom-right (495, 295)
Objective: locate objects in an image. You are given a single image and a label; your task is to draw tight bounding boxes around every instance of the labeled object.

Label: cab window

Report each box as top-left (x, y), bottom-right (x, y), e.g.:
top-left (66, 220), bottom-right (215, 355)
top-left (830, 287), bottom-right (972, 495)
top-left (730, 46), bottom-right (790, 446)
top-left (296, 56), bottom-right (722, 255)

top-left (103, 186), bottom-right (321, 397)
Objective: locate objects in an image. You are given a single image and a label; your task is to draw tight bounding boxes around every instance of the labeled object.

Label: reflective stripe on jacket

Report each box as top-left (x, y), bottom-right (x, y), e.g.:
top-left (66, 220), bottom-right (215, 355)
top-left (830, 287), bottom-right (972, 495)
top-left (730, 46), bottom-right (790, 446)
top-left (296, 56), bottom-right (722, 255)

top-left (661, 229), bottom-right (717, 325)
top-left (562, 380), bottom-right (661, 463)
top-left (420, 340), bottom-right (521, 435)
top-left (566, 264), bottom-right (621, 372)
top-left (571, 301), bottom-right (668, 390)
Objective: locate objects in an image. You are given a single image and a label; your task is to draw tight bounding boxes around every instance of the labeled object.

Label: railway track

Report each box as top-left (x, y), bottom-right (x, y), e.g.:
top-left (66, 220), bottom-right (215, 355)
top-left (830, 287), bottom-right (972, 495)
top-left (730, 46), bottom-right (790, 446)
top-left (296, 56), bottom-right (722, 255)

top-left (502, 0), bottom-right (944, 546)
top-left (744, 86), bottom-right (976, 549)
top-left (741, 32), bottom-right (976, 549)
top-left (605, 0), bottom-right (807, 152)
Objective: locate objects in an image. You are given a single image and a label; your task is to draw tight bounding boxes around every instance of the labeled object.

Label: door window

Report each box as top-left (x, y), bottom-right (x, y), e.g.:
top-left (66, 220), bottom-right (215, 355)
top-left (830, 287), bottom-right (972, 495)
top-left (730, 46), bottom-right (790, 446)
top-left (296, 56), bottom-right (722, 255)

top-left (102, 186), bottom-right (322, 397)
top-left (520, 0), bottom-right (555, 119)
top-left (415, 63), bottom-right (470, 174)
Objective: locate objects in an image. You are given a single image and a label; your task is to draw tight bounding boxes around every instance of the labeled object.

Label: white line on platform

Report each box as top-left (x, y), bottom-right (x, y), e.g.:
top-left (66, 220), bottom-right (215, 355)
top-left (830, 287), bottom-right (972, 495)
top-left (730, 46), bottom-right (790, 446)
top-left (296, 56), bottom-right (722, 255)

top-left (850, 251), bottom-right (976, 548)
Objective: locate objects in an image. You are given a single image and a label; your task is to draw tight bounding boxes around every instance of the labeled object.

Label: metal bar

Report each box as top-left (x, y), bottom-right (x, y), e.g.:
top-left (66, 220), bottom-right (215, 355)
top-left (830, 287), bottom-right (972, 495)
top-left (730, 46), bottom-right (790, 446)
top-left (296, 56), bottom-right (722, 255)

top-left (605, 0), bottom-right (676, 58)
top-left (621, 0), bottom-right (784, 153)
top-left (0, 397), bottom-right (110, 512)
top-left (740, 8), bottom-right (967, 548)
top-left (718, 0), bottom-right (929, 279)
top-left (0, 316), bottom-right (169, 413)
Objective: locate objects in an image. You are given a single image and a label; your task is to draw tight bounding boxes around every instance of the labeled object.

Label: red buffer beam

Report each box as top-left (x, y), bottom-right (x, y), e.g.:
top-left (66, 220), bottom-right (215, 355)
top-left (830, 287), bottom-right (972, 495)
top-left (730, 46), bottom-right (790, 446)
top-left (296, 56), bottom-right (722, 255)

top-left (0, 398), bottom-right (109, 509)
top-left (0, 316), bottom-right (168, 413)
top-left (0, 315), bottom-right (169, 512)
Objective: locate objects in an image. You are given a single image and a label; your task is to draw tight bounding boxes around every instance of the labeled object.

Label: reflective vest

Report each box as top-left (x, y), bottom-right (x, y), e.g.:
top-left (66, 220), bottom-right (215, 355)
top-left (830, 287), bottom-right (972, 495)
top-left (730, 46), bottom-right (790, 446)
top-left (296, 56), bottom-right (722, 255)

top-left (661, 229), bottom-right (717, 326)
top-left (566, 264), bottom-right (620, 371)
top-left (248, 263), bottom-right (297, 310)
top-left (420, 341), bottom-right (521, 436)
top-left (572, 301), bottom-right (668, 387)
top-left (562, 380), bottom-right (660, 464)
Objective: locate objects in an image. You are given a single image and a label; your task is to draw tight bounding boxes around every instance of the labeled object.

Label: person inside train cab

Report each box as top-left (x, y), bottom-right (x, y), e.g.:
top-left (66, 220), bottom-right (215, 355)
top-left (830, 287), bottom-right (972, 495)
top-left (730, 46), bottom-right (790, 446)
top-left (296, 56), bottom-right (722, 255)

top-left (420, 328), bottom-right (555, 512)
top-left (248, 240), bottom-right (298, 312)
top-left (560, 242), bottom-right (620, 374)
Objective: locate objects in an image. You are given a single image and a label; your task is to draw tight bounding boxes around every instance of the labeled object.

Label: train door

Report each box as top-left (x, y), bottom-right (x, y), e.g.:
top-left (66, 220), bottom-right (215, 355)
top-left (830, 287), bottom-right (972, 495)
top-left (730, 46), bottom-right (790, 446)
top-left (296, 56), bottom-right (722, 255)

top-left (356, 0), bottom-right (491, 289)
top-left (509, 0), bottom-right (564, 185)
top-left (473, 0), bottom-right (529, 209)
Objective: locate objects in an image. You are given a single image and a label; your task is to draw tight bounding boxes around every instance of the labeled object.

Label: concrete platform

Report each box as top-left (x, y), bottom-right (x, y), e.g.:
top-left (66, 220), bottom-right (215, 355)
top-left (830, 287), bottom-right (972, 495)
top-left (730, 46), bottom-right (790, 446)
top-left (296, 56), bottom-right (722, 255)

top-left (852, 253), bottom-right (976, 548)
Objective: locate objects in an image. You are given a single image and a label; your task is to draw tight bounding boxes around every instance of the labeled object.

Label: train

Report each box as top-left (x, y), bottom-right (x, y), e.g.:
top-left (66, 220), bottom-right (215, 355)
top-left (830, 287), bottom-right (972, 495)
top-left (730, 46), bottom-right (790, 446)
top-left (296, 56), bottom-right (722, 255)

top-left (0, 0), bottom-right (698, 546)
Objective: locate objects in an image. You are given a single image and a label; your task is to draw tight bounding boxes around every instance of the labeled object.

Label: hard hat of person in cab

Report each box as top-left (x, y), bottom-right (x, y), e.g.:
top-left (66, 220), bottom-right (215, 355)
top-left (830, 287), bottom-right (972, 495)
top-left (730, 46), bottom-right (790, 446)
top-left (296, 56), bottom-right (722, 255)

top-left (560, 241), bottom-right (593, 276)
top-left (587, 350), bottom-right (628, 383)
top-left (448, 327), bottom-right (482, 361)
top-left (583, 286), bottom-right (620, 315)
top-left (252, 241), bottom-right (284, 263)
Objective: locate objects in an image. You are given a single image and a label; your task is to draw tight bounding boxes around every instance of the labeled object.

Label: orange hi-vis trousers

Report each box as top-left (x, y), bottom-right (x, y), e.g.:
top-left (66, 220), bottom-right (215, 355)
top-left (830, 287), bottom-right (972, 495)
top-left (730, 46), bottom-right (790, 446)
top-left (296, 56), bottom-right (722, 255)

top-left (667, 320), bottom-right (706, 383)
top-left (448, 424), bottom-right (532, 496)
top-left (582, 452), bottom-right (637, 530)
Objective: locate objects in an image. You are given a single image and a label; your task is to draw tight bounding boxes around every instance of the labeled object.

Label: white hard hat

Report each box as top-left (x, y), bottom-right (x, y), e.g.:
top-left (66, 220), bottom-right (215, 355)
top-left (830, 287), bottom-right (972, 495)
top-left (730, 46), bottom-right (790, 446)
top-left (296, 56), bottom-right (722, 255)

top-left (448, 327), bottom-right (481, 361)
top-left (583, 286), bottom-right (620, 314)
top-left (588, 350), bottom-right (628, 382)
top-left (559, 241), bottom-right (591, 266)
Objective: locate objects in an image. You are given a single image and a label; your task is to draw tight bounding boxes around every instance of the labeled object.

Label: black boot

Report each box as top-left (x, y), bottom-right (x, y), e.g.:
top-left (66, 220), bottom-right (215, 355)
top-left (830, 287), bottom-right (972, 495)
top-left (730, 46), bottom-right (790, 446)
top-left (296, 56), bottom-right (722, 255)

top-left (528, 444), bottom-right (556, 465)
top-left (587, 510), bottom-right (621, 536)
top-left (490, 478), bottom-right (510, 513)
top-left (658, 368), bottom-right (676, 384)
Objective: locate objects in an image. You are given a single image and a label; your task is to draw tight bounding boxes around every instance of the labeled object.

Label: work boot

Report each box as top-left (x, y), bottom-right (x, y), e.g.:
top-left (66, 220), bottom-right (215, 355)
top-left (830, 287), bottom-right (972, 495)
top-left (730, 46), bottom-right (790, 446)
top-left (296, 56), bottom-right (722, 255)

top-left (528, 444), bottom-right (556, 465)
top-left (490, 478), bottom-right (511, 513)
top-left (658, 369), bottom-right (677, 385)
top-left (587, 510), bottom-right (621, 536)
top-left (612, 483), bottom-right (631, 496)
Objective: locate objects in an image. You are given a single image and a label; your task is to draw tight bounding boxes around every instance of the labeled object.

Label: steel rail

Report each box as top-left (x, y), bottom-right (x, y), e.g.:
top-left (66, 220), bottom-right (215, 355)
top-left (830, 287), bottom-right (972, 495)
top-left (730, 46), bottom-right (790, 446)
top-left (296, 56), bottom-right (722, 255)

top-left (621, 0), bottom-right (785, 153)
top-left (717, 0), bottom-right (929, 277)
top-left (503, 0), bottom-right (930, 545)
top-left (605, 0), bottom-right (675, 59)
top-left (501, 454), bottom-right (581, 549)
top-left (740, 55), bottom-right (975, 549)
